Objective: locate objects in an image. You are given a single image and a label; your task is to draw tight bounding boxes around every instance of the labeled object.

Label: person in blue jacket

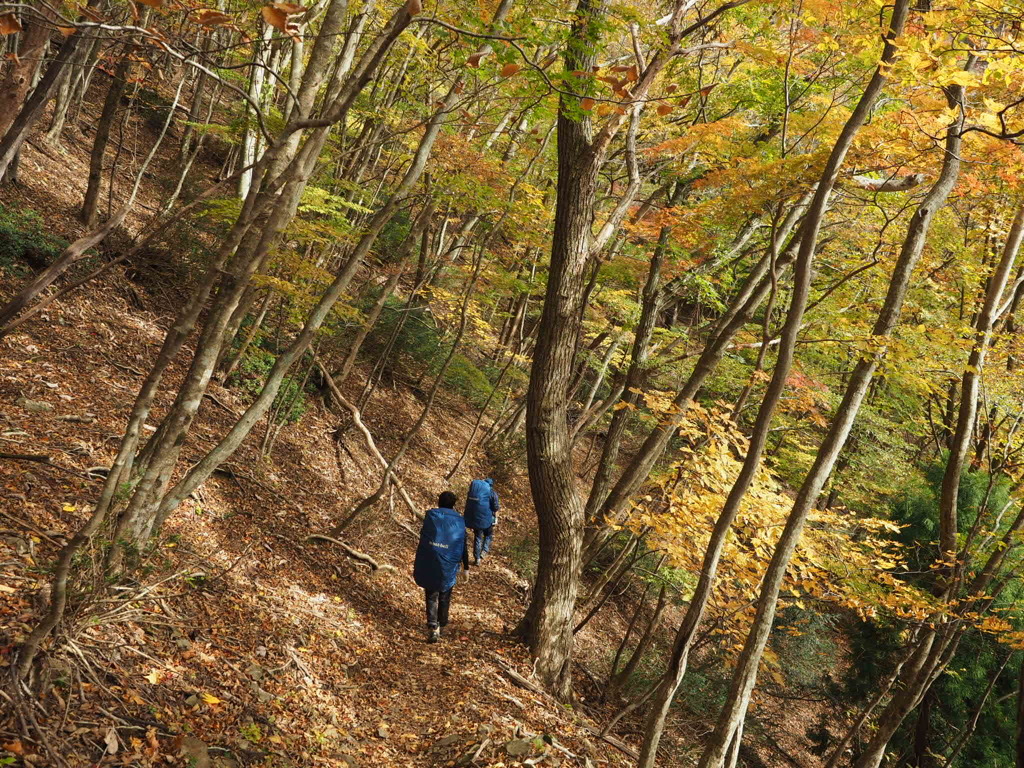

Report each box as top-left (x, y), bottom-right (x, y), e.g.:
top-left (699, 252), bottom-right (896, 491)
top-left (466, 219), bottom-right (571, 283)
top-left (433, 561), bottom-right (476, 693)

top-left (464, 478), bottom-right (500, 565)
top-left (413, 491), bottom-right (470, 643)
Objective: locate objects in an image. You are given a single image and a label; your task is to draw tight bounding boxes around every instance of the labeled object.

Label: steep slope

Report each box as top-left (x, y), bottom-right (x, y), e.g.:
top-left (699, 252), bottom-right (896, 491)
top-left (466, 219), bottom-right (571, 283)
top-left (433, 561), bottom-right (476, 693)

top-left (0, 259), bottom-right (639, 766)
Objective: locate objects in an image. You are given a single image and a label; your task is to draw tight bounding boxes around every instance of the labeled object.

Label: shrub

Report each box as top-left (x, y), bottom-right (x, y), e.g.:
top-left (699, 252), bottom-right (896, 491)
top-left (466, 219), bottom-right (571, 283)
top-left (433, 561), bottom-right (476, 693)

top-left (234, 346), bottom-right (309, 424)
top-left (0, 204), bottom-right (68, 276)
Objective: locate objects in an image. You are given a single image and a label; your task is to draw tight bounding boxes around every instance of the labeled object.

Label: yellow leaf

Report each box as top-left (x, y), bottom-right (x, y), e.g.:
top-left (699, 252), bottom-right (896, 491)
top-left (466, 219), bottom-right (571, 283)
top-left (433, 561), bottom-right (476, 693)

top-left (200, 692), bottom-right (222, 704)
top-left (62, 503), bottom-right (76, 512)
top-left (144, 669), bottom-right (162, 684)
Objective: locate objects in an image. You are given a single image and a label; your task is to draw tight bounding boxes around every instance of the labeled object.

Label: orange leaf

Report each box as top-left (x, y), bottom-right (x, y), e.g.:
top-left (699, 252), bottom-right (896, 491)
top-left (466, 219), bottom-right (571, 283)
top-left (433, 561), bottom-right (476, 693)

top-left (273, 2), bottom-right (307, 12)
top-left (466, 52), bottom-right (485, 67)
top-left (193, 9), bottom-right (231, 25)
top-left (0, 13), bottom-right (22, 34)
top-left (404, 0), bottom-right (422, 14)
top-left (57, 25), bottom-right (77, 36)
top-left (3, 741), bottom-right (26, 756)
top-left (580, 97), bottom-right (595, 111)
top-left (666, 84), bottom-right (678, 94)
top-left (262, 5), bottom-right (287, 30)
top-left (699, 84), bottom-right (716, 96)
top-left (500, 62), bottom-right (521, 77)
top-left (626, 65), bottom-right (638, 82)
top-left (656, 104), bottom-right (673, 116)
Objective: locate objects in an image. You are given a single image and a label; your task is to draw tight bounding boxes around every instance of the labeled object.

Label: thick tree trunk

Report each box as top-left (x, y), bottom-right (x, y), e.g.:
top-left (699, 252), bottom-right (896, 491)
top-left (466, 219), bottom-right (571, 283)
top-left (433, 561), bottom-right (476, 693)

top-left (0, 7), bottom-right (52, 137)
top-left (0, 26), bottom-right (86, 179)
top-left (519, 0), bottom-right (607, 700)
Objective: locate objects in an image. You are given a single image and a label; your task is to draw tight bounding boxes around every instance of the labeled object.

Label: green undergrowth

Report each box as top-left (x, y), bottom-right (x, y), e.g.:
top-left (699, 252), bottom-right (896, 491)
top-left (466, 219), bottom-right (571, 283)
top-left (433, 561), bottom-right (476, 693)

top-left (0, 203), bottom-right (69, 276)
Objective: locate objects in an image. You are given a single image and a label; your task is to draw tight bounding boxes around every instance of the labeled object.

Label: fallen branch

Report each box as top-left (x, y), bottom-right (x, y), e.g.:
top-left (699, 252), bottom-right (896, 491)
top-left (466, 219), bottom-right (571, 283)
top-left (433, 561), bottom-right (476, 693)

top-left (314, 359), bottom-right (419, 516)
top-left (583, 725), bottom-right (639, 760)
top-left (306, 534), bottom-right (397, 573)
top-left (0, 452), bottom-right (91, 480)
top-left (203, 391), bottom-right (239, 416)
top-left (495, 656), bottom-right (547, 697)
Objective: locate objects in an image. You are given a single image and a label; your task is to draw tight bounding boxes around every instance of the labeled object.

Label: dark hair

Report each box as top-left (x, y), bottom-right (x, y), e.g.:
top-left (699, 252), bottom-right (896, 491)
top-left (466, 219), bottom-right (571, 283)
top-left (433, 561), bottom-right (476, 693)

top-left (438, 491), bottom-right (458, 509)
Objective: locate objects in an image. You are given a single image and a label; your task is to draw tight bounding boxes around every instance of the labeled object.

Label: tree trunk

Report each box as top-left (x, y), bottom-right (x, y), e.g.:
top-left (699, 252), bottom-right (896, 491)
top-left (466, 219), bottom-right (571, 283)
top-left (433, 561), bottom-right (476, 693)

top-left (0, 23), bottom-right (87, 179)
top-left (81, 54), bottom-right (131, 226)
top-left (1017, 656), bottom-right (1024, 768)
top-left (0, 7), bottom-right (52, 137)
top-left (639, 5), bottom-right (914, 766)
top-left (695, 33), bottom-right (971, 768)
top-left (519, 0), bottom-right (607, 700)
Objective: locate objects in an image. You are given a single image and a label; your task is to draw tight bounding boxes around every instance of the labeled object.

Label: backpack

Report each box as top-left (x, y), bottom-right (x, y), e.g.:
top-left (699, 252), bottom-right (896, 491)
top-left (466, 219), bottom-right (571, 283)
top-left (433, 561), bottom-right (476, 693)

top-left (413, 508), bottom-right (466, 592)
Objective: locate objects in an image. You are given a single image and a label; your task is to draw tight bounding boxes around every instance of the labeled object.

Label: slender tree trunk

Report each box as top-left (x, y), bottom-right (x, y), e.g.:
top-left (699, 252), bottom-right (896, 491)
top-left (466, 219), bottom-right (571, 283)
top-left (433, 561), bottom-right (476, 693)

top-left (639, 6), bottom-right (914, 765)
top-left (146, 0), bottom-right (516, 529)
top-left (847, 203), bottom-right (1024, 768)
top-left (1017, 656), bottom-right (1024, 768)
top-left (696, 37), bottom-right (973, 768)
top-left (81, 54), bottom-right (131, 226)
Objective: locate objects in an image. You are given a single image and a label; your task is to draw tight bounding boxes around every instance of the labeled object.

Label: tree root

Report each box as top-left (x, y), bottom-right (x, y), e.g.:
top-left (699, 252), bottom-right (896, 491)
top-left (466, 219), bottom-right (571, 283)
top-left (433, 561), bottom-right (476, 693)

top-left (306, 534), bottom-right (396, 573)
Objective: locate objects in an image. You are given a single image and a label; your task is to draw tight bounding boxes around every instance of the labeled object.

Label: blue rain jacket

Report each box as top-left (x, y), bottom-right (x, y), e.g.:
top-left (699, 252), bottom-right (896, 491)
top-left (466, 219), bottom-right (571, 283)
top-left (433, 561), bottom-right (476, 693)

top-left (413, 506), bottom-right (467, 592)
top-left (464, 478), bottom-right (500, 529)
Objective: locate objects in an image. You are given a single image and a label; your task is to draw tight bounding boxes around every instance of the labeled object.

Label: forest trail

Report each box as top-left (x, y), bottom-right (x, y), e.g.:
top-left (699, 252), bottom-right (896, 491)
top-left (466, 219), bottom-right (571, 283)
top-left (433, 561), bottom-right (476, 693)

top-left (0, 265), bottom-right (632, 767)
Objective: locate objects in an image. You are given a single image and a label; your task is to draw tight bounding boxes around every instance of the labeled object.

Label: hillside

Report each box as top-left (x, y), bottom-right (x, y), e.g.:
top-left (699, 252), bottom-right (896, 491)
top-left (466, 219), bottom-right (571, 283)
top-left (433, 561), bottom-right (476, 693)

top-left (5, 1), bottom-right (1024, 767)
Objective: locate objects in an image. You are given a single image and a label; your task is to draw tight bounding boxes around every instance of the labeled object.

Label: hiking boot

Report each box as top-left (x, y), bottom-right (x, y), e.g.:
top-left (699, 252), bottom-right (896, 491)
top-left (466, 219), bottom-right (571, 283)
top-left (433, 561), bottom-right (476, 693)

top-left (427, 627), bottom-right (440, 644)
top-left (472, 557), bottom-right (480, 566)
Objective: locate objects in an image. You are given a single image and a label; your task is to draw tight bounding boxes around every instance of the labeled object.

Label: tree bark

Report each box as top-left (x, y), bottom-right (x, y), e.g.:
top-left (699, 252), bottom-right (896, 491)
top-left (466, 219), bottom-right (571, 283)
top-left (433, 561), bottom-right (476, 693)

top-left (519, 0), bottom-right (607, 699)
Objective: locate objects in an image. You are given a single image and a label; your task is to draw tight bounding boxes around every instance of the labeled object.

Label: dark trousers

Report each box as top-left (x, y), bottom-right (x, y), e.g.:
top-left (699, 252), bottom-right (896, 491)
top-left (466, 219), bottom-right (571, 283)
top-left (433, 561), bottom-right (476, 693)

top-left (472, 526), bottom-right (494, 561)
top-left (425, 588), bottom-right (452, 629)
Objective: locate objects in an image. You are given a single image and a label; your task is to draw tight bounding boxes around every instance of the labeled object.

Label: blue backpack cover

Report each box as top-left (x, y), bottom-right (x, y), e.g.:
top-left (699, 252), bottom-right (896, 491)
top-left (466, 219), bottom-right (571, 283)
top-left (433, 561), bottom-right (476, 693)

top-left (413, 507), bottom-right (466, 592)
top-left (464, 478), bottom-right (499, 529)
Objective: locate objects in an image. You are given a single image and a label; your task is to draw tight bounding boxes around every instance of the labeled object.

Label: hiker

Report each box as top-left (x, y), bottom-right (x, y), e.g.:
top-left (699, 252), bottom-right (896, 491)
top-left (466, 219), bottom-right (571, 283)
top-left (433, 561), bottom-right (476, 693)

top-left (464, 477), bottom-right (500, 565)
top-left (413, 491), bottom-right (470, 643)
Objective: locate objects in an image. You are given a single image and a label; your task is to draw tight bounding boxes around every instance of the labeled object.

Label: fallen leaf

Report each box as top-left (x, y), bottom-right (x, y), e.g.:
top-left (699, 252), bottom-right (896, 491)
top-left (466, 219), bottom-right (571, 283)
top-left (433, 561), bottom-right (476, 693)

top-left (200, 692), bottom-right (222, 704)
top-left (104, 727), bottom-right (119, 755)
